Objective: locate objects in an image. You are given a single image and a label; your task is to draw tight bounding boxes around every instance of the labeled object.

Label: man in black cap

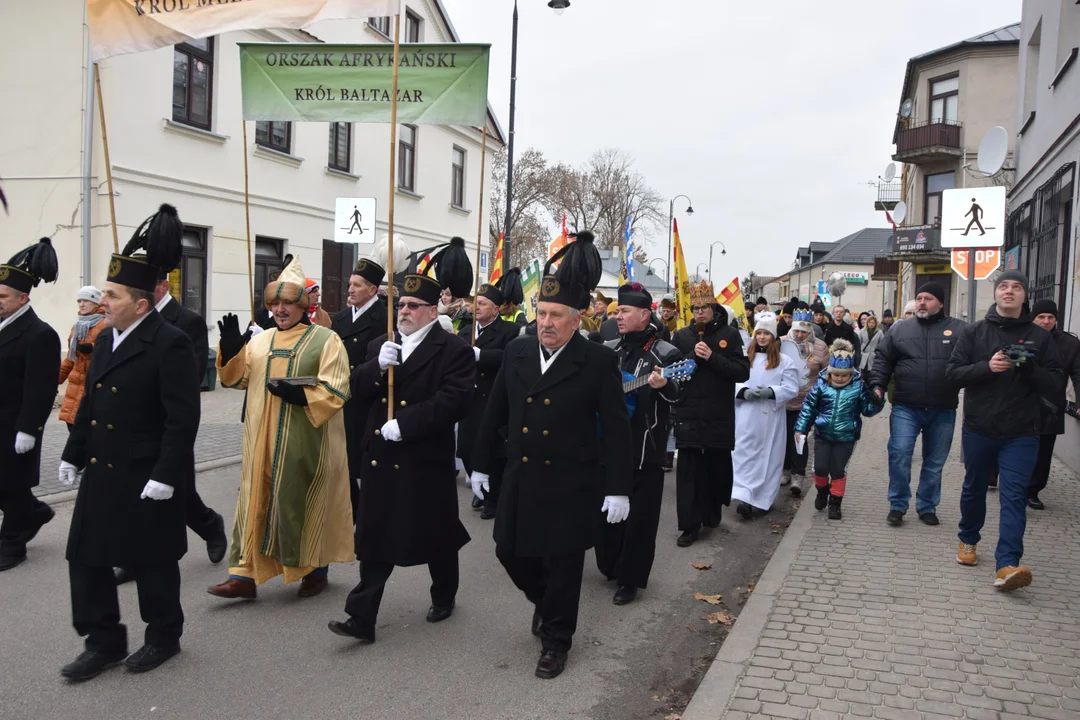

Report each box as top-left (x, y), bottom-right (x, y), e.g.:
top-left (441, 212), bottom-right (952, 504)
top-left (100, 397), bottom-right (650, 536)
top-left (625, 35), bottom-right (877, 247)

top-left (881, 308), bottom-right (895, 333)
top-left (457, 273), bottom-right (522, 519)
top-left (329, 238), bottom-right (475, 643)
top-left (0, 238), bottom-right (61, 572)
top-left (469, 230), bottom-right (632, 679)
top-left (946, 270), bottom-right (1062, 591)
top-left (871, 281), bottom-right (966, 527)
top-left (1027, 299), bottom-right (1080, 510)
top-left (777, 297), bottom-right (797, 338)
top-left (751, 296), bottom-right (769, 329)
top-left (331, 257), bottom-right (388, 521)
top-left (59, 205), bottom-right (202, 679)
top-left (595, 282), bottom-right (682, 605)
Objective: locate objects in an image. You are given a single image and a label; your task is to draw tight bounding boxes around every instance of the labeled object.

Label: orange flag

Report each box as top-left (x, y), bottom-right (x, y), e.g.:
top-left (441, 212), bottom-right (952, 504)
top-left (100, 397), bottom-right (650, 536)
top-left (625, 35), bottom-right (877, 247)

top-left (489, 232), bottom-right (504, 283)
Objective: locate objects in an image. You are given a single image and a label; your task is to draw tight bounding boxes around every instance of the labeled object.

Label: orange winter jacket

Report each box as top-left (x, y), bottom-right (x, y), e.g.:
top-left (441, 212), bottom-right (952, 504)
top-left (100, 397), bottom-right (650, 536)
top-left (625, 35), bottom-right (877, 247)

top-left (58, 315), bottom-right (106, 424)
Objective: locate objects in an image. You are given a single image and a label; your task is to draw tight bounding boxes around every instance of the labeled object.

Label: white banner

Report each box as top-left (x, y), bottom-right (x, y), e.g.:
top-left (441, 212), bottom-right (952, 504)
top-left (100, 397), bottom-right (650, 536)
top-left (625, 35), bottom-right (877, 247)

top-left (89, 0), bottom-right (402, 61)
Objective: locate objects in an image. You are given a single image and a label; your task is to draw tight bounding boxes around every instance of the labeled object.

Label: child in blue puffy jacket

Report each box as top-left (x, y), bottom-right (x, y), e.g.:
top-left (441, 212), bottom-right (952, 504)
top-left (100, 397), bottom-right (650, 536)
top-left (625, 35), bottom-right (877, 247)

top-left (794, 340), bottom-right (883, 520)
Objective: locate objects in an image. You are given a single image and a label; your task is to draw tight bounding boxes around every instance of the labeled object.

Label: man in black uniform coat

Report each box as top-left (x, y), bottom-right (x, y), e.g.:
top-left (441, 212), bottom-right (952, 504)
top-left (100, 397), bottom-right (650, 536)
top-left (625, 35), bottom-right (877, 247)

top-left (470, 230), bottom-right (633, 679)
top-left (456, 274), bottom-right (523, 519)
top-left (670, 281), bottom-right (751, 547)
top-left (329, 240), bottom-right (474, 643)
top-left (596, 283), bottom-right (682, 605)
top-left (58, 207), bottom-right (201, 680)
top-left (330, 258), bottom-right (388, 522)
top-left (0, 238), bottom-right (61, 572)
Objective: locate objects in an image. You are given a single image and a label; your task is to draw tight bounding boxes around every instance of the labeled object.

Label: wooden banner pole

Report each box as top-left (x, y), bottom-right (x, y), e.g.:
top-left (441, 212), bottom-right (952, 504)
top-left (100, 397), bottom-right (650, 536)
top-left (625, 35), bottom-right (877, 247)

top-left (386, 13), bottom-right (402, 420)
top-left (471, 127), bottom-right (488, 346)
top-left (242, 120), bottom-right (255, 323)
top-left (94, 63), bottom-right (119, 253)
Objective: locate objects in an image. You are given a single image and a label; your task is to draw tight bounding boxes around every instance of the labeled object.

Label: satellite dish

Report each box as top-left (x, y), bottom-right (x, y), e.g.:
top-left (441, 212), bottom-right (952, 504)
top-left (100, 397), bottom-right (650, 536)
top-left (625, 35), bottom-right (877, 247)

top-left (900, 99), bottom-right (913, 119)
top-left (883, 163), bottom-right (896, 183)
top-left (893, 200), bottom-right (907, 225)
top-left (977, 126), bottom-right (1009, 176)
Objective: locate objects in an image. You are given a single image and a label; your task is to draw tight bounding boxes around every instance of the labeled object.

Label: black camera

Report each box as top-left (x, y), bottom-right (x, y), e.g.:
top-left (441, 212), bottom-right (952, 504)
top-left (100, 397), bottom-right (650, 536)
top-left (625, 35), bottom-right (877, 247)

top-left (1001, 343), bottom-right (1035, 364)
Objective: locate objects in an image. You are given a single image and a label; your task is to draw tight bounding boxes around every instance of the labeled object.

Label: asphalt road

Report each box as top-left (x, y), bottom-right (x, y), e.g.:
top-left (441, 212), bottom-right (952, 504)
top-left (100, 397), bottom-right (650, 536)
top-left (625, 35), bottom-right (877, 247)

top-left (1, 463), bottom-right (793, 720)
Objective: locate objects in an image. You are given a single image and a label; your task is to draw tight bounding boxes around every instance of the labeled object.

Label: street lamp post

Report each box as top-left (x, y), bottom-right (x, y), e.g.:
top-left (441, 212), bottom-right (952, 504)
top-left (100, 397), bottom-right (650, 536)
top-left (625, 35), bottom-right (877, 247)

top-left (502, 0), bottom-right (569, 269)
top-left (666, 195), bottom-right (694, 293)
top-left (647, 258), bottom-right (667, 281)
top-left (695, 263), bottom-right (709, 281)
top-left (708, 241), bottom-right (727, 284)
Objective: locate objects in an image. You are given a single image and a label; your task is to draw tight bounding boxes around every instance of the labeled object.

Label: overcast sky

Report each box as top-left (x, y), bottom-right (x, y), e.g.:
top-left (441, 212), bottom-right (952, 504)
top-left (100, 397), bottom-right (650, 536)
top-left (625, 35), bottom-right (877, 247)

top-left (443, 0), bottom-right (1022, 286)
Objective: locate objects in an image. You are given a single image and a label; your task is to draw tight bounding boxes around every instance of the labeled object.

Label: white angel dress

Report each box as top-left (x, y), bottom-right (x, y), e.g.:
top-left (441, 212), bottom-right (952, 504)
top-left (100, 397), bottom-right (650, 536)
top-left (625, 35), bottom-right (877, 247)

top-left (731, 343), bottom-right (804, 511)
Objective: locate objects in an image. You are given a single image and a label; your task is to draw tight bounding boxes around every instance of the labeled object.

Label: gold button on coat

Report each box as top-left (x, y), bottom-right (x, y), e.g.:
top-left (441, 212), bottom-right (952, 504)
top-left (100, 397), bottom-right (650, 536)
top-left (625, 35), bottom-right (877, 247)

top-left (107, 424), bottom-right (114, 430)
top-left (91, 420), bottom-right (97, 427)
top-left (400, 400), bottom-right (407, 407)
top-left (90, 458), bottom-right (97, 464)
top-left (545, 460), bottom-right (551, 466)
top-left (95, 383), bottom-right (102, 389)
top-left (107, 463), bottom-right (113, 469)
top-left (543, 430), bottom-right (549, 436)
top-left (544, 398), bottom-right (550, 405)
top-left (375, 429), bottom-right (381, 436)
top-left (526, 397), bottom-right (533, 403)
top-left (371, 460), bottom-right (378, 467)
top-left (522, 456), bottom-right (528, 463)
top-left (522, 427), bottom-right (528, 434)
top-left (111, 387), bottom-right (117, 393)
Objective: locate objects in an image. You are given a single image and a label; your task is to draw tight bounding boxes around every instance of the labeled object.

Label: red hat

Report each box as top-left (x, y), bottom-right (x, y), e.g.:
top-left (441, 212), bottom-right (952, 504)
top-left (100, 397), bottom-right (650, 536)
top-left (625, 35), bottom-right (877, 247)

top-left (304, 278), bottom-right (319, 291)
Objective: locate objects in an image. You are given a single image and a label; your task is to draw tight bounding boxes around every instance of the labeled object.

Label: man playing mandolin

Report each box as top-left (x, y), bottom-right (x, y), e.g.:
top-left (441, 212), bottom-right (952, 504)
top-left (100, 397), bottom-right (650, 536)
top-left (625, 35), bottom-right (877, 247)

top-left (595, 282), bottom-right (685, 605)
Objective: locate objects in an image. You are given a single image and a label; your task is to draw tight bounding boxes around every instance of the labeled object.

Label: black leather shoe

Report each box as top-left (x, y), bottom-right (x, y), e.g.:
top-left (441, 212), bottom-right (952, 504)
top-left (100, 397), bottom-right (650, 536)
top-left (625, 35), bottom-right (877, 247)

top-left (736, 502), bottom-right (753, 519)
top-left (61, 649), bottom-right (127, 681)
top-left (1028, 496), bottom-right (1045, 510)
top-left (471, 496), bottom-right (483, 510)
top-left (114, 567), bottom-right (136, 585)
top-left (676, 530), bottom-right (698, 548)
top-left (20, 503), bottom-right (55, 544)
top-left (327, 618), bottom-right (375, 643)
top-left (480, 507), bottom-right (496, 520)
top-left (0, 554), bottom-right (26, 572)
top-left (886, 510), bottom-right (904, 527)
top-left (918, 512), bottom-right (940, 526)
top-left (426, 605), bottom-right (454, 623)
top-left (535, 649), bottom-right (568, 679)
top-left (206, 512), bottom-right (228, 564)
top-left (613, 586), bottom-right (637, 605)
top-left (531, 610), bottom-right (542, 637)
top-left (124, 644), bottom-right (180, 673)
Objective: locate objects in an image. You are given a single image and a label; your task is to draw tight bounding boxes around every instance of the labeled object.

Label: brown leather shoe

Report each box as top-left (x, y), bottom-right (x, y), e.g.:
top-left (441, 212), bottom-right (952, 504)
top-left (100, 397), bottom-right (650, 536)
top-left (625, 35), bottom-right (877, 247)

top-left (207, 578), bottom-right (256, 599)
top-left (298, 574), bottom-right (328, 598)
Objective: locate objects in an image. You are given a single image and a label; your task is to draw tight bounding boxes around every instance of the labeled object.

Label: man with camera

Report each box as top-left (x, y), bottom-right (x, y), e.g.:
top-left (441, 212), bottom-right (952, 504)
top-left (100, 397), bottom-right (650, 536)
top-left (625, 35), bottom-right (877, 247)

top-left (945, 270), bottom-right (1062, 591)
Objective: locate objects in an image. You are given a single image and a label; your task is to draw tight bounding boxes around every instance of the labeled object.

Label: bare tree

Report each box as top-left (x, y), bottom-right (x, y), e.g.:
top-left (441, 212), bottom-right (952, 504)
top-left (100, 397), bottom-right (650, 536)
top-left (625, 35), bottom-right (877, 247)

top-left (489, 146), bottom-right (557, 266)
top-left (545, 149), bottom-right (664, 254)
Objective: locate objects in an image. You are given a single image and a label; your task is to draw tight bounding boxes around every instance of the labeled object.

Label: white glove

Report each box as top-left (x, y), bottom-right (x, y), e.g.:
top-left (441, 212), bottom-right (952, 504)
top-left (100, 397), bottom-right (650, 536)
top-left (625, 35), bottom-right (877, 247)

top-left (380, 419), bottom-right (402, 442)
top-left (473, 346), bottom-right (481, 361)
top-left (14, 431), bottom-right (35, 454)
top-left (140, 480), bottom-right (174, 500)
top-left (248, 322), bottom-right (264, 336)
top-left (59, 461), bottom-right (82, 486)
top-left (601, 495), bottom-right (630, 524)
top-left (378, 341), bottom-right (402, 370)
top-left (470, 472), bottom-right (490, 500)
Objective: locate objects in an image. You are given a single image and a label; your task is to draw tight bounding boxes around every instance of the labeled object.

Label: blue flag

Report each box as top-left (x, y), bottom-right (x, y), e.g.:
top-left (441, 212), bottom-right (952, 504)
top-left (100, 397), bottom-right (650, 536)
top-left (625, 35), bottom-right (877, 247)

top-left (624, 215), bottom-right (635, 283)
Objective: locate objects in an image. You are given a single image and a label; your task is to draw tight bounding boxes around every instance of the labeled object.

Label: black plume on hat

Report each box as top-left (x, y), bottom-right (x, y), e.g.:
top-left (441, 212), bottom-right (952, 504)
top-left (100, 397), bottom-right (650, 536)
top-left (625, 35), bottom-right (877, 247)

top-left (496, 267), bottom-right (524, 305)
top-left (122, 203), bottom-right (184, 273)
top-left (6, 237), bottom-right (59, 287)
top-left (546, 230), bottom-right (602, 309)
top-left (430, 236), bottom-right (473, 299)
top-left (282, 253), bottom-right (294, 271)
top-left (0, 182), bottom-right (7, 214)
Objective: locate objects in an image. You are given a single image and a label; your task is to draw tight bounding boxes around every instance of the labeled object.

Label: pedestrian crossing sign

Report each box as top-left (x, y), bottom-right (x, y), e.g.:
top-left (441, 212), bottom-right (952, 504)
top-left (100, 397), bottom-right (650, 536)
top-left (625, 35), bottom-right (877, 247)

top-left (940, 187), bottom-right (1005, 248)
top-left (334, 197), bottom-right (377, 244)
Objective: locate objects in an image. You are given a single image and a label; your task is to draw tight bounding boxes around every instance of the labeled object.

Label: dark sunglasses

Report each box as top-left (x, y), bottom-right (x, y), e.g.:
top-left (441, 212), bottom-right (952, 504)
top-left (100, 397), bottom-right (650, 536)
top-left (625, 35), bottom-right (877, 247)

top-left (397, 301), bottom-right (432, 311)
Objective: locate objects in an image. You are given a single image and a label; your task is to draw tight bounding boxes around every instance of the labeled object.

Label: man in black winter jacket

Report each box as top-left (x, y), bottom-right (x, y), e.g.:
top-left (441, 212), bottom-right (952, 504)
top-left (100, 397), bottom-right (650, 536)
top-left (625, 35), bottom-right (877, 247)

top-left (670, 283), bottom-right (751, 547)
top-left (871, 282), bottom-right (966, 527)
top-left (595, 283), bottom-right (682, 605)
top-left (1026, 299), bottom-right (1080, 510)
top-left (945, 270), bottom-right (1062, 591)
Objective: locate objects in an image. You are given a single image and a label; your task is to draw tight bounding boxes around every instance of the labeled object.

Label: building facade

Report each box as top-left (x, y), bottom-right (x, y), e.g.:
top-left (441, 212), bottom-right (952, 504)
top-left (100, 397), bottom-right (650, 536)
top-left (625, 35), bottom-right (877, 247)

top-left (1005, 1), bottom-right (1080, 470)
top-left (0, 0), bottom-right (504, 343)
top-left (881, 24), bottom-right (1019, 322)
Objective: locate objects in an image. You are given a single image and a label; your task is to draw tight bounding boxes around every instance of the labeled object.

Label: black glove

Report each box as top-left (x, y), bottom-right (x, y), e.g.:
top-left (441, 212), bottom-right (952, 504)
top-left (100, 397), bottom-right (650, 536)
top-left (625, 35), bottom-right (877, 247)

top-left (266, 382), bottom-right (308, 406)
top-left (76, 343), bottom-right (94, 354)
top-left (217, 313), bottom-right (250, 364)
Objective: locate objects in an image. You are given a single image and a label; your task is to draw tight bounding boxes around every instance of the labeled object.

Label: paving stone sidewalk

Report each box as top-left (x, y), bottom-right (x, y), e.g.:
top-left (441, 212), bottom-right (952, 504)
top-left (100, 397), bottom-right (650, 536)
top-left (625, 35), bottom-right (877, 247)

top-left (718, 408), bottom-right (1080, 720)
top-left (34, 389), bottom-right (244, 497)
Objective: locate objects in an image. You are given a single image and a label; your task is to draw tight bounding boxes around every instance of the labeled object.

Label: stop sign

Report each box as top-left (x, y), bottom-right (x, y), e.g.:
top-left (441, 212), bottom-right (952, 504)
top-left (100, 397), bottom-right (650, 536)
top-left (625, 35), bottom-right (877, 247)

top-left (951, 249), bottom-right (1001, 280)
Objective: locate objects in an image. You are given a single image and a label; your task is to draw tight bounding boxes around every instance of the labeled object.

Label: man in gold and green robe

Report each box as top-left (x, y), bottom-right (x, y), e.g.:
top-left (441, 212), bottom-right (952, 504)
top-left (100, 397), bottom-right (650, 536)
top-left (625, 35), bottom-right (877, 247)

top-left (208, 256), bottom-right (354, 600)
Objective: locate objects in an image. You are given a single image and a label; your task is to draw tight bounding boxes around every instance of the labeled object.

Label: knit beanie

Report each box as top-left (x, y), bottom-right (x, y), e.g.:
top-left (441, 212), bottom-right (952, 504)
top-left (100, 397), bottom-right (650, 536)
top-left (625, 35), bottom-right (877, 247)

top-left (754, 311), bottom-right (778, 339)
top-left (1032, 299), bottom-right (1058, 318)
top-left (916, 281), bottom-right (946, 306)
top-left (76, 285), bottom-right (102, 303)
top-left (994, 270), bottom-right (1029, 298)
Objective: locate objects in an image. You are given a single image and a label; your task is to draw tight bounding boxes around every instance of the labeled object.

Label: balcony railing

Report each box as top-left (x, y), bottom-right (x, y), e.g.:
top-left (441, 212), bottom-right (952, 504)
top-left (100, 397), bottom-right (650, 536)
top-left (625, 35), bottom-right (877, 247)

top-left (875, 181), bottom-right (902, 211)
top-left (893, 119), bottom-right (962, 162)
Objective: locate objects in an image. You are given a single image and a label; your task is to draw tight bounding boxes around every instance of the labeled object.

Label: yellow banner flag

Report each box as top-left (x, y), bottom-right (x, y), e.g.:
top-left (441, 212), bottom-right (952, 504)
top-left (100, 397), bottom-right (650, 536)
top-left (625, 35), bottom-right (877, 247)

top-left (717, 277), bottom-right (751, 331)
top-left (672, 218), bottom-right (693, 328)
top-left (88, 0), bottom-right (400, 62)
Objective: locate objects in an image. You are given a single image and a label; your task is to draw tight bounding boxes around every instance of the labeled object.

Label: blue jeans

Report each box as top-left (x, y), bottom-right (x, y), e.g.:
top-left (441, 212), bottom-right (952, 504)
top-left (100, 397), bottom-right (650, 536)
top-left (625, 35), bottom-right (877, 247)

top-left (958, 430), bottom-right (1037, 570)
top-left (887, 405), bottom-right (956, 515)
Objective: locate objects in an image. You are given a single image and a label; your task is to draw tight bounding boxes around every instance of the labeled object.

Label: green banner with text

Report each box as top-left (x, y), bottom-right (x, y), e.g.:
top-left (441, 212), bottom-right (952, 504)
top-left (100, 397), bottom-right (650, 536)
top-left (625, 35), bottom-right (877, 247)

top-left (239, 43), bottom-right (490, 126)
